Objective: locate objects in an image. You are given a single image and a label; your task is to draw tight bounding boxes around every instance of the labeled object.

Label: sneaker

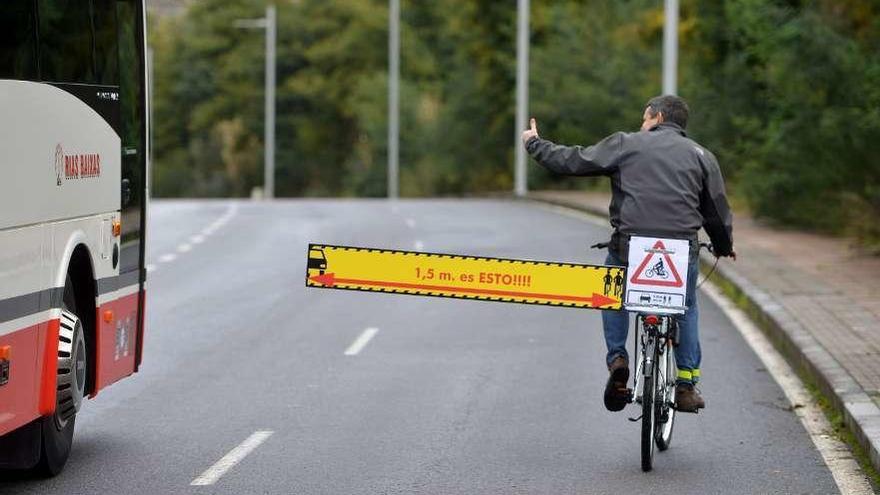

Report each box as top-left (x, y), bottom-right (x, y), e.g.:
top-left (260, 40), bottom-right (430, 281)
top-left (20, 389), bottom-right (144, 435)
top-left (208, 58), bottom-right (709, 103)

top-left (603, 356), bottom-right (630, 412)
top-left (675, 382), bottom-right (706, 412)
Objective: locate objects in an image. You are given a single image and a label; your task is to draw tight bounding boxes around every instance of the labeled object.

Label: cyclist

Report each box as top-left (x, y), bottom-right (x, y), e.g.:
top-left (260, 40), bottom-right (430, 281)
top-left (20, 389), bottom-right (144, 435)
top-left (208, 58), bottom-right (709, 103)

top-left (521, 95), bottom-right (735, 413)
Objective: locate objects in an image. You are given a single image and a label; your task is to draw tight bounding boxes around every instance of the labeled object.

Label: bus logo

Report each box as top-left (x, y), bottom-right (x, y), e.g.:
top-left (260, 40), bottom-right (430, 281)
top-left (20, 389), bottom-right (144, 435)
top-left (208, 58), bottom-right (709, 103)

top-left (54, 143), bottom-right (64, 186)
top-left (53, 143), bottom-right (102, 184)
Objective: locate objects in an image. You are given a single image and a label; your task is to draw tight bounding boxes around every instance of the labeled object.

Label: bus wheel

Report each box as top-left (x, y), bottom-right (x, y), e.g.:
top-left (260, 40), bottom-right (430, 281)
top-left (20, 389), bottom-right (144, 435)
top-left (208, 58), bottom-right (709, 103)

top-left (35, 283), bottom-right (86, 476)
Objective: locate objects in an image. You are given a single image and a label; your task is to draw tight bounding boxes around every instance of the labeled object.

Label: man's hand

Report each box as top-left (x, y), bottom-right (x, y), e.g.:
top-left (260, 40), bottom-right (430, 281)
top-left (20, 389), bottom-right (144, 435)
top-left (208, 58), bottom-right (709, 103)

top-left (521, 117), bottom-right (539, 146)
top-left (718, 247), bottom-right (737, 261)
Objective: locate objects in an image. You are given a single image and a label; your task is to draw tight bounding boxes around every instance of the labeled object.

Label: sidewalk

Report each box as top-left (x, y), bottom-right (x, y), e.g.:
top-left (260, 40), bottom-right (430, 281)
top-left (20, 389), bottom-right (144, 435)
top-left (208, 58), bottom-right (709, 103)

top-left (530, 189), bottom-right (880, 472)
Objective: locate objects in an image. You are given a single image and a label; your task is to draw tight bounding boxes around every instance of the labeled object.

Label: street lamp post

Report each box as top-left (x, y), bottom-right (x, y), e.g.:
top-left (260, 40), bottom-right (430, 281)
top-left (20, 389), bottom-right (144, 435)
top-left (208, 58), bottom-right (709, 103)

top-left (662, 0), bottom-right (678, 95)
top-left (388, 0), bottom-right (400, 199)
top-left (514, 0), bottom-right (529, 197)
top-left (234, 4), bottom-right (276, 199)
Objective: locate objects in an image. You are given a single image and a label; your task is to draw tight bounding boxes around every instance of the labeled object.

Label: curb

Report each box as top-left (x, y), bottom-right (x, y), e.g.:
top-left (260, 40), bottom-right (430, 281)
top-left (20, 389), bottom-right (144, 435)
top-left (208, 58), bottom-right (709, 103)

top-left (527, 193), bottom-right (880, 474)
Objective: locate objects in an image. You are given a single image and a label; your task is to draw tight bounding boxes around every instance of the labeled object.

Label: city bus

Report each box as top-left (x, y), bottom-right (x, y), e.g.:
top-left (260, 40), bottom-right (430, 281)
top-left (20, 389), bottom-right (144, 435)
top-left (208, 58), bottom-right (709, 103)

top-left (0, 0), bottom-right (148, 475)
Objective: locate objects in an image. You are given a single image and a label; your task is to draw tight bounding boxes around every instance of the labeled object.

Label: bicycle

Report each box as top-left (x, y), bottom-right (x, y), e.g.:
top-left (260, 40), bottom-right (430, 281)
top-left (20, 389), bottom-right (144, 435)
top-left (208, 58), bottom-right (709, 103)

top-left (644, 259), bottom-right (668, 279)
top-left (590, 240), bottom-right (714, 472)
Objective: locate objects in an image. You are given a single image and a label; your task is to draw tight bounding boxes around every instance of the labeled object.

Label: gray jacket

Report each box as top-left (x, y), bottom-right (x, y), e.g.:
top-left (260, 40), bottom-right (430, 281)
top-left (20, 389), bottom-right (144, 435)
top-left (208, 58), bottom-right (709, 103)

top-left (526, 122), bottom-right (734, 257)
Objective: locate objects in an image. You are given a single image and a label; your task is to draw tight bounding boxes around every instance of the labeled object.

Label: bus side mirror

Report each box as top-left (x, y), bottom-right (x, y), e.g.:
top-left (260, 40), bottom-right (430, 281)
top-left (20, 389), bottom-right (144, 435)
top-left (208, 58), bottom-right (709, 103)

top-left (121, 178), bottom-right (132, 206)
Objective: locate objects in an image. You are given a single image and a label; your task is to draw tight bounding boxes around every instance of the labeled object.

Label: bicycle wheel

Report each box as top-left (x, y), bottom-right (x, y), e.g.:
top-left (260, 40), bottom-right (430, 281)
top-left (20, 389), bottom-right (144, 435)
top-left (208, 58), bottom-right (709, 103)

top-left (655, 341), bottom-right (676, 451)
top-left (640, 341), bottom-right (656, 472)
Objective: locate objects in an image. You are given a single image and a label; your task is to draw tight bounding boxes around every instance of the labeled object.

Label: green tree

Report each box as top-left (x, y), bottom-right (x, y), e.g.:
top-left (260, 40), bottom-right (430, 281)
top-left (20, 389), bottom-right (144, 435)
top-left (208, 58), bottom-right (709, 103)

top-left (150, 0), bottom-right (880, 248)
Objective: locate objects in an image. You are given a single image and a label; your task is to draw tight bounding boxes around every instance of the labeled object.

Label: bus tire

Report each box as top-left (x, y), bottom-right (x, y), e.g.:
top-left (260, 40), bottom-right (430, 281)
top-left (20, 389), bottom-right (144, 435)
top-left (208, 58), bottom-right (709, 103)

top-left (34, 280), bottom-right (86, 477)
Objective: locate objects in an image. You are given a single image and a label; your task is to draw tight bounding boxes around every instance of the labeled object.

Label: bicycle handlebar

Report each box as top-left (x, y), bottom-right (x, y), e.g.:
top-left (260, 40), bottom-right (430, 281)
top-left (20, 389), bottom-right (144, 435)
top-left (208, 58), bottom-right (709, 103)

top-left (590, 240), bottom-right (714, 253)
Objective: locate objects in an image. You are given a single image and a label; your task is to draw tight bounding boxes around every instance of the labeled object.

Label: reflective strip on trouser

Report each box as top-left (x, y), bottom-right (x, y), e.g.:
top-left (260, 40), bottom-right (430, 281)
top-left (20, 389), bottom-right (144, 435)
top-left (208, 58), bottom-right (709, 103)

top-left (677, 368), bottom-right (700, 383)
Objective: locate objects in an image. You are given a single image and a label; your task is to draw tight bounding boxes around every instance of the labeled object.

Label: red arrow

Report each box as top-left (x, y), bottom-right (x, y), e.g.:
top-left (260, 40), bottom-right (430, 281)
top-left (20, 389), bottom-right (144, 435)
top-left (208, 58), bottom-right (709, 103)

top-left (310, 273), bottom-right (337, 286)
top-left (308, 273), bottom-right (619, 308)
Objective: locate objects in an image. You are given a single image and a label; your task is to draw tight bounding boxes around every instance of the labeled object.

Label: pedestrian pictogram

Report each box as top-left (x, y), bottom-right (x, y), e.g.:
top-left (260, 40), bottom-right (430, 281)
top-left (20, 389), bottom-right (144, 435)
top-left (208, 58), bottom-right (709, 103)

top-left (306, 244), bottom-right (624, 310)
top-left (629, 240), bottom-right (684, 288)
top-left (602, 267), bottom-right (624, 299)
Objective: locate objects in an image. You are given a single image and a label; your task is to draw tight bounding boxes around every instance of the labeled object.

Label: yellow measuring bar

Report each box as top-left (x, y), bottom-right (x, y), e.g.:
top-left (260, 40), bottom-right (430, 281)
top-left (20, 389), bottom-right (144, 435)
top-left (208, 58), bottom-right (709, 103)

top-left (306, 244), bottom-right (624, 310)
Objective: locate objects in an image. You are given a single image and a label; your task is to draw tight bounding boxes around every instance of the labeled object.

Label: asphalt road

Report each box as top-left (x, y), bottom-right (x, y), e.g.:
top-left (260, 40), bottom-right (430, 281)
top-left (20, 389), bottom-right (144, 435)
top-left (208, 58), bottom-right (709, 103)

top-left (2, 199), bottom-right (840, 494)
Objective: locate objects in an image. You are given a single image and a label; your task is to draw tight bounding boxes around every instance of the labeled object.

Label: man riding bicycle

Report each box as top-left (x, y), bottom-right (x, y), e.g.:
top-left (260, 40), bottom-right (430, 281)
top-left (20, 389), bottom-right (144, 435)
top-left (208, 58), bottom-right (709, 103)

top-left (521, 95), bottom-right (735, 413)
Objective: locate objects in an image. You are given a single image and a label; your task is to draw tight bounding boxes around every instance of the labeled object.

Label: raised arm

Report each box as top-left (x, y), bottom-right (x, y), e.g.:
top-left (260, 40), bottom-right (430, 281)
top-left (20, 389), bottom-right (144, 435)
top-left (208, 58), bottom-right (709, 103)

top-left (522, 119), bottom-right (624, 177)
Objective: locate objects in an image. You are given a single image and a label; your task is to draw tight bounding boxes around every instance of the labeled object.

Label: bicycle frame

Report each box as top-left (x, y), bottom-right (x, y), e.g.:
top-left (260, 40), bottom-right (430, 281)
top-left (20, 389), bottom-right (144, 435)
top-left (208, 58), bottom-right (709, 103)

top-left (631, 314), bottom-right (675, 405)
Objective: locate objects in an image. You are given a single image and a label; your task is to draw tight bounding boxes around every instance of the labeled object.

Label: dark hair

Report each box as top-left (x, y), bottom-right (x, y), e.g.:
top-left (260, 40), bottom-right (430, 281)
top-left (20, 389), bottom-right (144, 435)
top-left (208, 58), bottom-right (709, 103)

top-left (646, 95), bottom-right (689, 129)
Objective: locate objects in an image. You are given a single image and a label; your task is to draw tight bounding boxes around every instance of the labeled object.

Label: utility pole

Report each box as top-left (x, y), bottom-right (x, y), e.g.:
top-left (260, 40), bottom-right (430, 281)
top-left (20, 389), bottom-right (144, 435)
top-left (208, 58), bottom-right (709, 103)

top-left (514, 0), bottom-right (529, 197)
top-left (234, 4), bottom-right (276, 199)
top-left (388, 0), bottom-right (400, 199)
top-left (662, 0), bottom-right (678, 95)
top-left (264, 4), bottom-right (276, 199)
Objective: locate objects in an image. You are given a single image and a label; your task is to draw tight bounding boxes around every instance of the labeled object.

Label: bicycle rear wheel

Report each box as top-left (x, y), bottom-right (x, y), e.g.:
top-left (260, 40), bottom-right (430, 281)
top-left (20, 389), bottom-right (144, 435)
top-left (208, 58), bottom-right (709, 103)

top-left (655, 341), bottom-right (676, 451)
top-left (640, 340), bottom-right (657, 472)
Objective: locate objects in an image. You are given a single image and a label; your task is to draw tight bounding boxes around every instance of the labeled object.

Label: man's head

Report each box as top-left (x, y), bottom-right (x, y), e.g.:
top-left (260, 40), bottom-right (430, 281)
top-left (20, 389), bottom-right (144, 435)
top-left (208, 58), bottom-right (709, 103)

top-left (641, 95), bottom-right (689, 131)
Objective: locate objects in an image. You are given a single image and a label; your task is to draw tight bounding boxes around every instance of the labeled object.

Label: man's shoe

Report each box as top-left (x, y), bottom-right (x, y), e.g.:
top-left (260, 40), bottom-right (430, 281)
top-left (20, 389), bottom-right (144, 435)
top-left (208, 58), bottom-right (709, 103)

top-left (675, 382), bottom-right (706, 412)
top-left (603, 356), bottom-right (630, 412)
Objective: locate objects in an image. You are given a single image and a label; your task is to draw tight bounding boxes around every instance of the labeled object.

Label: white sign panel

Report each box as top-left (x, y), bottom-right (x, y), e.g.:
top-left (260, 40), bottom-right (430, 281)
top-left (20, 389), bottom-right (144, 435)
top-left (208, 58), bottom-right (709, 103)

top-left (624, 236), bottom-right (690, 314)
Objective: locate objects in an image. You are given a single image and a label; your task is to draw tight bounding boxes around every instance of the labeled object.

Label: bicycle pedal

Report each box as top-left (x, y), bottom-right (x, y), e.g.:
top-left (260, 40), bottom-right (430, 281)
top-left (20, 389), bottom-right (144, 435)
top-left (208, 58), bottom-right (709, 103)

top-left (672, 405), bottom-right (701, 414)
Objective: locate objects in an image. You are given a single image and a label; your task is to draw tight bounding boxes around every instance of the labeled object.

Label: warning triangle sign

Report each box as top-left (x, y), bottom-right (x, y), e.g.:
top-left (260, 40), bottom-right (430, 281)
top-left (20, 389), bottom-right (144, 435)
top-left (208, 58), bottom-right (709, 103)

top-left (629, 240), bottom-right (684, 287)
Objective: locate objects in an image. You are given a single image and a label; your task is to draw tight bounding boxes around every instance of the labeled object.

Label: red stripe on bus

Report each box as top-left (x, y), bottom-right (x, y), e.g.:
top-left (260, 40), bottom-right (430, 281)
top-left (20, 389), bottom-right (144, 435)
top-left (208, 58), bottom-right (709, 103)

top-left (135, 289), bottom-right (146, 372)
top-left (38, 319), bottom-right (60, 416)
top-left (0, 320), bottom-right (53, 436)
top-left (1, 288), bottom-right (145, 436)
top-left (95, 291), bottom-right (140, 394)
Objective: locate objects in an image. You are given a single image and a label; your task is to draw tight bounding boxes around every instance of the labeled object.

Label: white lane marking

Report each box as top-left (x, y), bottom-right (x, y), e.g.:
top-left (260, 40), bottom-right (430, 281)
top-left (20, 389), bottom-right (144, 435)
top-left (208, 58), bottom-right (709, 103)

top-left (344, 327), bottom-right (379, 356)
top-left (152, 202), bottom-right (238, 264)
top-left (405, 218), bottom-right (416, 228)
top-left (414, 240), bottom-right (424, 251)
top-left (703, 282), bottom-right (874, 495)
top-left (145, 263), bottom-right (157, 273)
top-left (198, 203), bottom-right (238, 238)
top-left (158, 253), bottom-right (177, 263)
top-left (190, 430), bottom-right (274, 486)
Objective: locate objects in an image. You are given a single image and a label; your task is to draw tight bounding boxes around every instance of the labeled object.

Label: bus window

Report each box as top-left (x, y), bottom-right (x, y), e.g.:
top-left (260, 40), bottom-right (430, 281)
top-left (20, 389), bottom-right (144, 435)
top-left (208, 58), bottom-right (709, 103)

top-left (0, 0), bottom-right (38, 80)
top-left (38, 0), bottom-right (96, 83)
top-left (93, 0), bottom-right (120, 85)
top-left (117, 0), bottom-right (146, 276)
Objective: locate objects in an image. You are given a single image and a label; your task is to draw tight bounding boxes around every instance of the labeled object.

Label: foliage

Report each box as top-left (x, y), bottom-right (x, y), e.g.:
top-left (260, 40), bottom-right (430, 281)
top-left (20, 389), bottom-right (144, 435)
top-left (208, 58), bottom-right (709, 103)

top-left (150, 0), bottom-right (880, 246)
top-left (681, 0), bottom-right (880, 246)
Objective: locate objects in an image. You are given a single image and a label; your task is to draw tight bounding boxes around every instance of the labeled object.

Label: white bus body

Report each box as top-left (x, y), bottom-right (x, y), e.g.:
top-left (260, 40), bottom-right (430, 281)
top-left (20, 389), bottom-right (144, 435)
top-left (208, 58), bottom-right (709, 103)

top-left (0, 0), bottom-right (148, 475)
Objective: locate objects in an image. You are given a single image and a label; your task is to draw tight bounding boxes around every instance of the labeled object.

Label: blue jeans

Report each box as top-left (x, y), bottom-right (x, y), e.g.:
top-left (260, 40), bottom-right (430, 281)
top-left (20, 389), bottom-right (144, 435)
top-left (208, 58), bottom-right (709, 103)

top-left (601, 250), bottom-right (701, 384)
